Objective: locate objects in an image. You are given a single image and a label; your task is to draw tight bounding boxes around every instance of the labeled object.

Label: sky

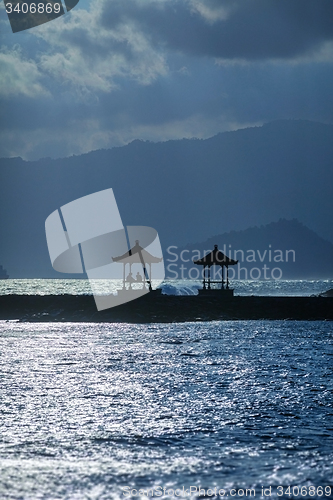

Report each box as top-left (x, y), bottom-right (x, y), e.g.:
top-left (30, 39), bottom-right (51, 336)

top-left (0, 0), bottom-right (333, 160)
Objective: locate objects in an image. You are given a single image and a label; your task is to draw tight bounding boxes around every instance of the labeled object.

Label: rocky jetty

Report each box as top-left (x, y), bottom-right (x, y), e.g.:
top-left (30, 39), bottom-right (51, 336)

top-left (0, 293), bottom-right (332, 323)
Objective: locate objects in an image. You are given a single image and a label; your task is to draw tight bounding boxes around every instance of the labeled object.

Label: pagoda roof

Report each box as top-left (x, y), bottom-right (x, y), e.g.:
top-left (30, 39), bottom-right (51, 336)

top-left (112, 240), bottom-right (162, 265)
top-left (193, 245), bottom-right (238, 266)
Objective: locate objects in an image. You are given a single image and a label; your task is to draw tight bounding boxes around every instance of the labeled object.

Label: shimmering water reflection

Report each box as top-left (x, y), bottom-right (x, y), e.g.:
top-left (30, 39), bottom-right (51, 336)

top-left (0, 279), bottom-right (332, 296)
top-left (0, 321), bottom-right (332, 499)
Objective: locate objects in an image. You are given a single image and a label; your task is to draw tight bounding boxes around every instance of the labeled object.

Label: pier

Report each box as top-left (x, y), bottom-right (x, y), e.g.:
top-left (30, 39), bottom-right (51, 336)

top-left (0, 293), bottom-right (332, 322)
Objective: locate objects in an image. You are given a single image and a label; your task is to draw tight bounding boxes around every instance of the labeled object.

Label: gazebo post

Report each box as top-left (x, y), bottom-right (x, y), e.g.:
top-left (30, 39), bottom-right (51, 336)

top-left (149, 264), bottom-right (152, 291)
top-left (203, 265), bottom-right (206, 289)
top-left (221, 265), bottom-right (224, 289)
top-left (123, 263), bottom-right (126, 289)
top-left (208, 266), bottom-right (211, 289)
top-left (226, 266), bottom-right (229, 289)
top-left (129, 263), bottom-right (132, 289)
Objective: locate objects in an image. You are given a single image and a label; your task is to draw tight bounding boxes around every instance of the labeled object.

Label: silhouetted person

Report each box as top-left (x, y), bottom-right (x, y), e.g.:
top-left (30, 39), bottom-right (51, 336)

top-left (136, 272), bottom-right (142, 283)
top-left (126, 272), bottom-right (135, 283)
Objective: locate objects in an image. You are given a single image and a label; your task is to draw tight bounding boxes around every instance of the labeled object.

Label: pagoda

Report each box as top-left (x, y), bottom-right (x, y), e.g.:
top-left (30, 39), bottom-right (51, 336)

top-left (112, 240), bottom-right (163, 292)
top-left (193, 244), bottom-right (238, 295)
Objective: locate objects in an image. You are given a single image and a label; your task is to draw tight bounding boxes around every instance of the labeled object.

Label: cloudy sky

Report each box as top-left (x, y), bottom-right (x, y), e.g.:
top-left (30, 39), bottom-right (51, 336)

top-left (1, 0), bottom-right (333, 160)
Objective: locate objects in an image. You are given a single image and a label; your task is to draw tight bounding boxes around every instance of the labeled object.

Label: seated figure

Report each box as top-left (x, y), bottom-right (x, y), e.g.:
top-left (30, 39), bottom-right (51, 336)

top-left (126, 272), bottom-right (135, 283)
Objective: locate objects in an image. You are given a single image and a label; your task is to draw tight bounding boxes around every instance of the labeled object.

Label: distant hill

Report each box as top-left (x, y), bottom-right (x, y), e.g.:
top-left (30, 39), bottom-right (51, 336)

top-left (0, 119), bottom-right (332, 277)
top-left (166, 219), bottom-right (333, 280)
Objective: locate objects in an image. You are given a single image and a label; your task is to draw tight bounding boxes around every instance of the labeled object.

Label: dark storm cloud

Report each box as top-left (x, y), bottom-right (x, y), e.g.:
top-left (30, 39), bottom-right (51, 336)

top-left (101, 0), bottom-right (333, 61)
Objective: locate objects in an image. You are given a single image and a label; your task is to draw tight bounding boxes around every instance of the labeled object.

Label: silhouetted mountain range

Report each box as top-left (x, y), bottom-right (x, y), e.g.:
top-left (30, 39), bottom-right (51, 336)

top-left (167, 219), bottom-right (333, 280)
top-left (0, 119), bottom-right (332, 277)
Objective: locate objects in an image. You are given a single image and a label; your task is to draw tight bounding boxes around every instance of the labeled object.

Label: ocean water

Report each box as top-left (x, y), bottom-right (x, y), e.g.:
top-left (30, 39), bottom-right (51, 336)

top-left (0, 279), bottom-right (332, 296)
top-left (0, 320), bottom-right (332, 499)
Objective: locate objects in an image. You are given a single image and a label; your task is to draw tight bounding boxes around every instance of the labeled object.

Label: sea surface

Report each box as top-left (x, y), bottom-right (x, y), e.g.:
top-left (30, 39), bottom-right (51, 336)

top-left (0, 279), bottom-right (332, 296)
top-left (0, 280), bottom-right (332, 499)
top-left (0, 319), bottom-right (332, 500)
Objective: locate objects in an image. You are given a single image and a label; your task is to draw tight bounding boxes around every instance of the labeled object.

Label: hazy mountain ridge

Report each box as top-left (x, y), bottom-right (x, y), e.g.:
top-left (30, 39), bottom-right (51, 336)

top-left (0, 120), bottom-right (332, 277)
top-left (169, 219), bottom-right (333, 279)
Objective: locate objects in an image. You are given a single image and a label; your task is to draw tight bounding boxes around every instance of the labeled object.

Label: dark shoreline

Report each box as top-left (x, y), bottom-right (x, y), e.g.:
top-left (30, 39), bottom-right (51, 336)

top-left (0, 294), bottom-right (332, 322)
